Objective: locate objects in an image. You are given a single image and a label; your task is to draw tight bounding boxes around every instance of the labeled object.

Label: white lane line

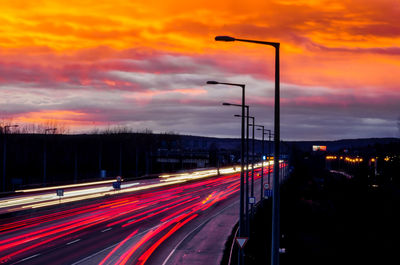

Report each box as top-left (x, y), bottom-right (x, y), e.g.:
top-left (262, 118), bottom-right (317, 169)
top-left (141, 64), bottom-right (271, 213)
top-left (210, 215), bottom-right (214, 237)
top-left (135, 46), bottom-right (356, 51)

top-left (66, 239), bottom-right (81, 245)
top-left (125, 219), bottom-right (136, 224)
top-left (228, 226), bottom-right (239, 265)
top-left (18, 253), bottom-right (41, 262)
top-left (71, 225), bottom-right (159, 265)
top-left (101, 228), bottom-right (112, 233)
top-left (161, 201), bottom-right (239, 265)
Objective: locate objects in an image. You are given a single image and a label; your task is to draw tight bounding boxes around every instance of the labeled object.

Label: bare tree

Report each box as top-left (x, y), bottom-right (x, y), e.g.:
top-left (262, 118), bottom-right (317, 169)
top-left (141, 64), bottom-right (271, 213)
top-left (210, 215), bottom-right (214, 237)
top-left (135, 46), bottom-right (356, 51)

top-left (0, 118), bottom-right (18, 134)
top-left (18, 123), bottom-right (44, 134)
top-left (99, 125), bottom-right (136, 135)
top-left (42, 120), bottom-right (69, 134)
top-left (136, 128), bottom-right (153, 134)
top-left (0, 119), bottom-right (69, 134)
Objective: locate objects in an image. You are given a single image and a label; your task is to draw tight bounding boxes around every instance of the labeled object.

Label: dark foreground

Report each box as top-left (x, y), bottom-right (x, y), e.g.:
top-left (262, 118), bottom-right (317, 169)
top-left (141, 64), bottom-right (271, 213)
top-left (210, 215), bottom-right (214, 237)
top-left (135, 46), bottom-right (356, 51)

top-left (223, 158), bottom-right (400, 265)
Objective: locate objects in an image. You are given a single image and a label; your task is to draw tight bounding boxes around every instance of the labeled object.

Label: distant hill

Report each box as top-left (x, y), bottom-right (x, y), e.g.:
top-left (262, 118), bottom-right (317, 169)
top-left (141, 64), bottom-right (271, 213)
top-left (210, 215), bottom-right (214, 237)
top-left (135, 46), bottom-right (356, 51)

top-left (288, 138), bottom-right (400, 152)
top-left (178, 135), bottom-right (399, 153)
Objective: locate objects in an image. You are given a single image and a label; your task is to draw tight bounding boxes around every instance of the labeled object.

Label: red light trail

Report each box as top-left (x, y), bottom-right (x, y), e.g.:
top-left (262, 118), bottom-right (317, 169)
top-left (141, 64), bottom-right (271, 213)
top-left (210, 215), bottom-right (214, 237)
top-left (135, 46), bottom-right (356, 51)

top-left (0, 164), bottom-right (280, 264)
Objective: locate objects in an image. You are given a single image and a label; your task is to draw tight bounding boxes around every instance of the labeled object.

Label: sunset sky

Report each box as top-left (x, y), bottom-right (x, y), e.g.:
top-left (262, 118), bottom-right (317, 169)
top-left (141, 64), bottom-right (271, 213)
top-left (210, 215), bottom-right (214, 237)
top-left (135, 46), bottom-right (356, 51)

top-left (0, 0), bottom-right (399, 140)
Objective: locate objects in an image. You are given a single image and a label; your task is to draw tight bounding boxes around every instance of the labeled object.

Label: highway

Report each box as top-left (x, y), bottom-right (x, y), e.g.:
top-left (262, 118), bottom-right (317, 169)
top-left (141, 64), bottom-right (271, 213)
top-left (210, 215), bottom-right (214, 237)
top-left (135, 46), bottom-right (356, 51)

top-left (0, 163), bottom-right (281, 265)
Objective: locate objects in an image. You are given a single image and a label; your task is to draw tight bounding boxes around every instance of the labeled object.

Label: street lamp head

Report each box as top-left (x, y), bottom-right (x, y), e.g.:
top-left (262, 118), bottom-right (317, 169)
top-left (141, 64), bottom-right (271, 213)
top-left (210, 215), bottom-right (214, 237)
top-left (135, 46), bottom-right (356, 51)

top-left (215, 36), bottom-right (235, 42)
top-left (206, 81), bottom-right (219, 85)
top-left (222, 102), bottom-right (232, 106)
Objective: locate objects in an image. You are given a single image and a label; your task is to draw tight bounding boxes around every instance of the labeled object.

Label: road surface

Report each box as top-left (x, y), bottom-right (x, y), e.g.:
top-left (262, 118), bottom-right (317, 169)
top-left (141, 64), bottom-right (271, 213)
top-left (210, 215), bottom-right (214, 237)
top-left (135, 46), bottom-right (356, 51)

top-left (0, 163), bottom-right (280, 265)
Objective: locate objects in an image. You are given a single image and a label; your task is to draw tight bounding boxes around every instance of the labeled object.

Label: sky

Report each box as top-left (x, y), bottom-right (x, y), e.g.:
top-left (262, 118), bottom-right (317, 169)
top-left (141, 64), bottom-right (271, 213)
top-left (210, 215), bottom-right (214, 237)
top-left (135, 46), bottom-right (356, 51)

top-left (0, 0), bottom-right (399, 140)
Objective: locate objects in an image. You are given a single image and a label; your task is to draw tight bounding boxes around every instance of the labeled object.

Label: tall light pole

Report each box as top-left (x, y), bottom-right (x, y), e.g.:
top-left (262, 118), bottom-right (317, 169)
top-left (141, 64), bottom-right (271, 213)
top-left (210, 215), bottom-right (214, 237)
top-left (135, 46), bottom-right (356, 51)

top-left (235, 114), bottom-right (256, 208)
top-left (43, 128), bottom-right (56, 186)
top-left (119, 142), bottom-right (122, 177)
top-left (215, 35), bottom-right (281, 265)
top-left (2, 124), bottom-right (18, 192)
top-left (223, 102), bottom-right (250, 235)
top-left (258, 129), bottom-right (273, 186)
top-left (255, 125), bottom-right (265, 201)
top-left (206, 81), bottom-right (246, 265)
top-left (268, 131), bottom-right (273, 186)
top-left (98, 137), bottom-right (103, 178)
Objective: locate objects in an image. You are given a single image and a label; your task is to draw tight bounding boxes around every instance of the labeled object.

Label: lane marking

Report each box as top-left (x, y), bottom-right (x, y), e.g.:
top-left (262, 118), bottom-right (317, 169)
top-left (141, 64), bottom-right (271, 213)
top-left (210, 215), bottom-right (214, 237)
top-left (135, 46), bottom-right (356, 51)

top-left (18, 254), bottom-right (41, 262)
top-left (72, 182), bottom-right (244, 265)
top-left (125, 219), bottom-right (136, 224)
top-left (101, 228), bottom-right (112, 233)
top-left (71, 226), bottom-right (159, 265)
top-left (228, 226), bottom-right (239, 265)
top-left (66, 239), bottom-right (81, 245)
top-left (161, 201), bottom-right (239, 265)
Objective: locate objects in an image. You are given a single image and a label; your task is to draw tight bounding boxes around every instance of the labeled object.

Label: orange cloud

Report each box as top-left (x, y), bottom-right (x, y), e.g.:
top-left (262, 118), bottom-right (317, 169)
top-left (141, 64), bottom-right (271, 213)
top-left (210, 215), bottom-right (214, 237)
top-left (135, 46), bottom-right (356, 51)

top-left (14, 110), bottom-right (93, 127)
top-left (0, 0), bottom-right (397, 88)
top-left (0, 0), bottom-right (398, 137)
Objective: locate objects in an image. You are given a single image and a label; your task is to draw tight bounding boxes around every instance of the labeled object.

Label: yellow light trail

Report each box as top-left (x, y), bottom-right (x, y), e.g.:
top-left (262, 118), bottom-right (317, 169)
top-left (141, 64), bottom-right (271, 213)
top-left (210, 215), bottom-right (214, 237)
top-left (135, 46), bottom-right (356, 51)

top-left (1, 160), bottom-right (278, 212)
top-left (15, 179), bottom-right (117, 193)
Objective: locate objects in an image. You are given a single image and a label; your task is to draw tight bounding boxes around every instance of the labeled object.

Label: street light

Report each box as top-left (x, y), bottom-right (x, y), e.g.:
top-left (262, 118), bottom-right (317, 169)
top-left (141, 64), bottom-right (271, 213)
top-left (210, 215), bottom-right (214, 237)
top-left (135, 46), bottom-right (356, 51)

top-left (255, 125), bottom-right (265, 201)
top-left (206, 81), bottom-right (246, 264)
top-left (2, 124), bottom-right (19, 192)
top-left (223, 102), bottom-right (251, 236)
top-left (257, 128), bottom-right (273, 187)
top-left (215, 35), bottom-right (281, 265)
top-left (234, 114), bottom-right (256, 212)
top-left (43, 128), bottom-right (57, 186)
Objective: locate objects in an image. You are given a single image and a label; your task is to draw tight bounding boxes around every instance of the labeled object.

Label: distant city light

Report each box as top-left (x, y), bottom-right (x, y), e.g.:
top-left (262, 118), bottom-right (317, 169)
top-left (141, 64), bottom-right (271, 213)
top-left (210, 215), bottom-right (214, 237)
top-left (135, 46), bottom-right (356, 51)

top-left (313, 145), bottom-right (327, 151)
top-left (344, 157), bottom-right (363, 163)
top-left (326, 156), bottom-right (337, 160)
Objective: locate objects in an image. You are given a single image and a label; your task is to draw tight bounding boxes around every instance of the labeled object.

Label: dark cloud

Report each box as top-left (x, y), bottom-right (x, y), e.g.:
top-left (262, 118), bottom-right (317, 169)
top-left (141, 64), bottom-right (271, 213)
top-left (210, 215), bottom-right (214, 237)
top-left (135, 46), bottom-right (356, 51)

top-left (1, 52), bottom-right (398, 140)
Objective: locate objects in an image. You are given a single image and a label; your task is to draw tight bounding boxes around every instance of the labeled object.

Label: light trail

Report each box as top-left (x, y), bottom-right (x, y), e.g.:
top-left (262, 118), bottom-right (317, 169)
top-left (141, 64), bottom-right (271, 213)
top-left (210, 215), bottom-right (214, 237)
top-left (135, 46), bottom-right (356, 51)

top-left (0, 162), bottom-right (286, 265)
top-left (1, 161), bottom-right (276, 213)
top-left (15, 180), bottom-right (118, 193)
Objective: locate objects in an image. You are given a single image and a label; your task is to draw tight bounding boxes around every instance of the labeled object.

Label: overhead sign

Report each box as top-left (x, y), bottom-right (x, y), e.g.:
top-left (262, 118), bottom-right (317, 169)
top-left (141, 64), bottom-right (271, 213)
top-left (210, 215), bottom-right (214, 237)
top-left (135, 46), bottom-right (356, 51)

top-left (56, 189), bottom-right (64, 197)
top-left (113, 182), bottom-right (121, 190)
top-left (264, 189), bottom-right (273, 198)
top-left (236, 237), bottom-right (248, 249)
top-left (312, 145), bottom-right (327, 151)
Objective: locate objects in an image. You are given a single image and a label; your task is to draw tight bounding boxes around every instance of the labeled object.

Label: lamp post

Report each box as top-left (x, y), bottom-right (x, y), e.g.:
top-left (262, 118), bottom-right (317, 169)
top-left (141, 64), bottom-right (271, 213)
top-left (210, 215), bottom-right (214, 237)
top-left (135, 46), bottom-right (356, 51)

top-left (119, 142), bottom-right (122, 177)
top-left (2, 124), bottom-right (18, 192)
top-left (215, 35), bottom-right (281, 265)
top-left (206, 81), bottom-right (246, 265)
top-left (235, 114), bottom-right (256, 209)
top-left (223, 102), bottom-right (250, 235)
top-left (255, 125), bottom-right (267, 201)
top-left (43, 128), bottom-right (56, 186)
top-left (258, 128), bottom-right (273, 187)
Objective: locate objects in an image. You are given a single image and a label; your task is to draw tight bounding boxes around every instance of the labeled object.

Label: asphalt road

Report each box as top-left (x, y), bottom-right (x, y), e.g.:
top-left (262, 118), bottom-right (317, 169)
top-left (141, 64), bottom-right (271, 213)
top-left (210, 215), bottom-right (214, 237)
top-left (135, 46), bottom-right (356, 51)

top-left (0, 165), bottom-right (276, 265)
